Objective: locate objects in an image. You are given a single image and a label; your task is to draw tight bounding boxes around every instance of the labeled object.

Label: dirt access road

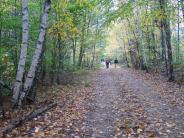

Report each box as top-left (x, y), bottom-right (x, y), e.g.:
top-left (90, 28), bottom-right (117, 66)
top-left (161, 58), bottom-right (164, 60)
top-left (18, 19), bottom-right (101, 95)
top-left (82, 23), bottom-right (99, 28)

top-left (5, 66), bottom-right (184, 138)
top-left (81, 67), bottom-right (184, 138)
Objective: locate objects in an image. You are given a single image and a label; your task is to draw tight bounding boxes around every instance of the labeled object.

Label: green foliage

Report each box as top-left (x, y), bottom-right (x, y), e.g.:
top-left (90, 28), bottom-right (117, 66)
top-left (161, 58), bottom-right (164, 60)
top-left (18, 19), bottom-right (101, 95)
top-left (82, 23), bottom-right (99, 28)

top-left (1, 0), bottom-right (183, 93)
top-left (105, 0), bottom-right (184, 79)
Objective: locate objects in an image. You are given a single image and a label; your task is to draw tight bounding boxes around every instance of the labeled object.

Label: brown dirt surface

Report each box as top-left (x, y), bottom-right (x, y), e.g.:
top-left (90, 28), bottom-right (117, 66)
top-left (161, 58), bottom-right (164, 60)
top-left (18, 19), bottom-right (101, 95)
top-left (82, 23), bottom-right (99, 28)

top-left (1, 67), bottom-right (184, 138)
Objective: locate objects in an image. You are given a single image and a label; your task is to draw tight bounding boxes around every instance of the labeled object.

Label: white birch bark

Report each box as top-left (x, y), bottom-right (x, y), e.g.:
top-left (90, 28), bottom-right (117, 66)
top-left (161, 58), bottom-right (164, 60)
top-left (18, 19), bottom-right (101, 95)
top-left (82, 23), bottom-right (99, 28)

top-left (18, 0), bottom-right (51, 105)
top-left (12, 0), bottom-right (29, 104)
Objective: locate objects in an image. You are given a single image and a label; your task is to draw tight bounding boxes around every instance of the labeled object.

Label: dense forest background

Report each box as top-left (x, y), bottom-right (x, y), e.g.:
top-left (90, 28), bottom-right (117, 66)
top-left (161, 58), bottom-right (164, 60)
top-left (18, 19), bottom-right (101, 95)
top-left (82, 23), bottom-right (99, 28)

top-left (0, 0), bottom-right (113, 107)
top-left (0, 0), bottom-right (184, 107)
top-left (107, 0), bottom-right (184, 82)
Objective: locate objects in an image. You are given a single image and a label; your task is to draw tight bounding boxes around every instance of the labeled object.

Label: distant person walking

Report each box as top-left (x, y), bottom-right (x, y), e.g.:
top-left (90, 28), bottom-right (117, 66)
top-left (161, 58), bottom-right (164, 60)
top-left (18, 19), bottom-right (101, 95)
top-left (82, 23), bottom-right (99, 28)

top-left (114, 58), bottom-right (118, 68)
top-left (105, 59), bottom-right (110, 69)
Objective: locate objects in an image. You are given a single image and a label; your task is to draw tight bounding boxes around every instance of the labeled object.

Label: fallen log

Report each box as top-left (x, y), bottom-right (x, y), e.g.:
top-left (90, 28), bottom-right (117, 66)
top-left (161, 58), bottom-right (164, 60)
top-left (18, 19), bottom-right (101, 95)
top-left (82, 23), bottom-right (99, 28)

top-left (1, 102), bottom-right (58, 135)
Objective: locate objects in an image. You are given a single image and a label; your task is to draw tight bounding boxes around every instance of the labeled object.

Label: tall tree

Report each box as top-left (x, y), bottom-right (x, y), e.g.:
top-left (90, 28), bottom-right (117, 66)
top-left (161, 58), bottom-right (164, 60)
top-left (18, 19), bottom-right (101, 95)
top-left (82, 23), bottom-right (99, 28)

top-left (180, 0), bottom-right (184, 18)
top-left (19, 0), bottom-right (52, 105)
top-left (12, 0), bottom-right (29, 105)
top-left (159, 0), bottom-right (174, 80)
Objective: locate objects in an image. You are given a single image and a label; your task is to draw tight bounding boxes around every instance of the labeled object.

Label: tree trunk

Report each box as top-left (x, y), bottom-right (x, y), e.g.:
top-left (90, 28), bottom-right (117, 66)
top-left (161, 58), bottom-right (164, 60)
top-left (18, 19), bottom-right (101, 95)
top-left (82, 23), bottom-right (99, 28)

top-left (128, 39), bottom-right (139, 69)
top-left (180, 0), bottom-right (184, 18)
top-left (91, 19), bottom-right (99, 68)
top-left (50, 44), bottom-right (57, 85)
top-left (78, 27), bottom-right (85, 68)
top-left (18, 0), bottom-right (52, 105)
top-left (91, 44), bottom-right (96, 68)
top-left (160, 22), bottom-right (168, 75)
top-left (0, 23), bottom-right (1, 46)
top-left (0, 90), bottom-right (5, 118)
top-left (122, 37), bottom-right (129, 68)
top-left (78, 13), bottom-right (91, 68)
top-left (72, 38), bottom-right (76, 69)
top-left (12, 0), bottom-right (29, 105)
top-left (78, 45), bottom-right (84, 68)
top-left (57, 37), bottom-right (63, 84)
top-left (159, 0), bottom-right (173, 80)
top-left (165, 19), bottom-right (174, 80)
top-left (127, 18), bottom-right (142, 69)
top-left (177, 0), bottom-right (180, 60)
top-left (138, 28), bottom-right (147, 71)
top-left (151, 31), bottom-right (157, 61)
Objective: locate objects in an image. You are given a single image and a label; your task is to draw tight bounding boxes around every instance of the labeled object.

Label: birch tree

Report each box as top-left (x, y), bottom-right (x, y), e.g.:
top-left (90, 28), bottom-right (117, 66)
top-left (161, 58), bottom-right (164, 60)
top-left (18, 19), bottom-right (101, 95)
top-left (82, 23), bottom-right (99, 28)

top-left (12, 0), bottom-right (29, 105)
top-left (11, 0), bottom-right (52, 106)
top-left (18, 0), bottom-right (52, 105)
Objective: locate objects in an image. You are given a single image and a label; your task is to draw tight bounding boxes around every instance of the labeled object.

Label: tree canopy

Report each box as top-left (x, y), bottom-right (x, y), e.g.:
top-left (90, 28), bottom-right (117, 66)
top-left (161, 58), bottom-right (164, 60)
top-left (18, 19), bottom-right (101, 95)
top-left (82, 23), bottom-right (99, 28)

top-left (0, 0), bottom-right (184, 106)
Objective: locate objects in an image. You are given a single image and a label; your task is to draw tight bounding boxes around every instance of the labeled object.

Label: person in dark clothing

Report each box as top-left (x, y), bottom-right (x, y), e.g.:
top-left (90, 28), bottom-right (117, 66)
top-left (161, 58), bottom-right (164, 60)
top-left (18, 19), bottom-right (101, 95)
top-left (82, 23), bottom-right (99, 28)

top-left (114, 58), bottom-right (118, 68)
top-left (105, 59), bottom-right (110, 69)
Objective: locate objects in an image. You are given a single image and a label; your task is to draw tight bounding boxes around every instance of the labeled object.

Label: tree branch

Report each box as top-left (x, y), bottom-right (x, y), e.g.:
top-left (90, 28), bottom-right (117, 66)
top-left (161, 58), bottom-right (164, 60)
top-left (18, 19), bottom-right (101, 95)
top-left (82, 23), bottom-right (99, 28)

top-left (1, 102), bottom-right (58, 135)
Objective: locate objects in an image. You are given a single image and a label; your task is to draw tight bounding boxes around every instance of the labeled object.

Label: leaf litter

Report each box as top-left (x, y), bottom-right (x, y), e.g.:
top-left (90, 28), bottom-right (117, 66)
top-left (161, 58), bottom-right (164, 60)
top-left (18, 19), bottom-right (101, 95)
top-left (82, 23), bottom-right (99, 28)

top-left (1, 68), bottom-right (184, 137)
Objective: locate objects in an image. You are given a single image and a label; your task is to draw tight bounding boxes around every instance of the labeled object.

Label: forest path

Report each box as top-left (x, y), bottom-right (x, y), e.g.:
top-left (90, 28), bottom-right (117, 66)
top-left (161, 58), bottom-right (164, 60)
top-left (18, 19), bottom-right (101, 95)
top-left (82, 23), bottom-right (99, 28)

top-left (81, 68), bottom-right (121, 137)
top-left (81, 66), bottom-right (184, 137)
top-left (5, 66), bottom-right (184, 137)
